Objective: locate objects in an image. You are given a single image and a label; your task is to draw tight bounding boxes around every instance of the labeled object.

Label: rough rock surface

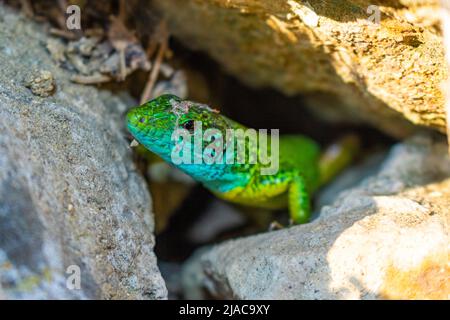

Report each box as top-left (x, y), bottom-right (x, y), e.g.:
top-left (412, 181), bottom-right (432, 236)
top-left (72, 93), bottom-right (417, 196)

top-left (0, 5), bottom-right (166, 299)
top-left (182, 135), bottom-right (450, 299)
top-left (154, 0), bottom-right (447, 137)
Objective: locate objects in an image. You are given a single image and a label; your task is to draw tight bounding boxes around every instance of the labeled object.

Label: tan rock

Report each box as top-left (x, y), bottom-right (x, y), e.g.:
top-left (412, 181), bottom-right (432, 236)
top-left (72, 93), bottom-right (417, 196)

top-left (154, 0), bottom-right (447, 137)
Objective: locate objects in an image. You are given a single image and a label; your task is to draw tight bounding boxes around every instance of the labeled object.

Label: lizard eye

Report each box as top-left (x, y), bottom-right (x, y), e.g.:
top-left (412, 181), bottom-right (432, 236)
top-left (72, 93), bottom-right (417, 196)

top-left (139, 117), bottom-right (146, 123)
top-left (183, 120), bottom-right (195, 131)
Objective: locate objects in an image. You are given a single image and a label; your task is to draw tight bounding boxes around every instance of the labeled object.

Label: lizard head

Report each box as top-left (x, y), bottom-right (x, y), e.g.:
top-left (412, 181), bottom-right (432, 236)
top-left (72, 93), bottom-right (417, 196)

top-left (127, 94), bottom-right (230, 163)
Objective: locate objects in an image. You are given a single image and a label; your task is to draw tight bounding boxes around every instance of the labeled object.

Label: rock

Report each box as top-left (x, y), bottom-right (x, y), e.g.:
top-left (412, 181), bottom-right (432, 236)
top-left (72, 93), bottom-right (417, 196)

top-left (315, 151), bottom-right (387, 210)
top-left (182, 135), bottom-right (450, 299)
top-left (186, 201), bottom-right (246, 244)
top-left (181, 247), bottom-right (212, 300)
top-left (0, 5), bottom-right (166, 299)
top-left (24, 69), bottom-right (56, 97)
top-left (152, 70), bottom-right (188, 99)
top-left (153, 0), bottom-right (447, 137)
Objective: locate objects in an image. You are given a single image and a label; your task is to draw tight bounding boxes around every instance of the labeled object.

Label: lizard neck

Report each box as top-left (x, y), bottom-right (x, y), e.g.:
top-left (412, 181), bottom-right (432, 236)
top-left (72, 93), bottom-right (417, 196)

top-left (176, 161), bottom-right (254, 193)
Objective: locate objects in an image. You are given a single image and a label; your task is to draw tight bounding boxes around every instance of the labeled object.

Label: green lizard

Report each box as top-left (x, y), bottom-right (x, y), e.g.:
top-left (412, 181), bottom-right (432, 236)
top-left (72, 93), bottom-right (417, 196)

top-left (127, 94), bottom-right (358, 224)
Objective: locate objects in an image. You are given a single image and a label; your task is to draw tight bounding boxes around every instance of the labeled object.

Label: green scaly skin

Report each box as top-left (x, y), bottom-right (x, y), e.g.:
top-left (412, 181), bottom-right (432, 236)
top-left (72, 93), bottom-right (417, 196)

top-left (127, 94), bottom-right (358, 224)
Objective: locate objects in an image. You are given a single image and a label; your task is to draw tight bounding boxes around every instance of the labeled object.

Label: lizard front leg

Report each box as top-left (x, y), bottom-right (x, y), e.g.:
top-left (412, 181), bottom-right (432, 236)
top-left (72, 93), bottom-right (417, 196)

top-left (288, 174), bottom-right (311, 224)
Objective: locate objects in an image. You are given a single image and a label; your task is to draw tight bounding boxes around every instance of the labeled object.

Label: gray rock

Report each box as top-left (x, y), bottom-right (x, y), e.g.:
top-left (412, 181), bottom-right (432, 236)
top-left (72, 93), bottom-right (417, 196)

top-left (182, 135), bottom-right (450, 299)
top-left (0, 5), bottom-right (166, 299)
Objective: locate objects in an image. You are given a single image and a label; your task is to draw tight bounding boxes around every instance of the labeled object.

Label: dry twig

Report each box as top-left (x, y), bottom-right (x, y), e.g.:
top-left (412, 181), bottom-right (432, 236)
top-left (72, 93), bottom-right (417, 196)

top-left (49, 27), bottom-right (78, 40)
top-left (20, 0), bottom-right (34, 17)
top-left (71, 74), bottom-right (112, 84)
top-left (108, 15), bottom-right (139, 81)
top-left (140, 21), bottom-right (169, 104)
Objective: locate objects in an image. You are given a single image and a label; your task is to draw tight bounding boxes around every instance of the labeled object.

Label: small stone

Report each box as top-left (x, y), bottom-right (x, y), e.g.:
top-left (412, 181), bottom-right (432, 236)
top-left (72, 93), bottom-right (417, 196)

top-left (130, 139), bottom-right (139, 147)
top-left (24, 70), bottom-right (56, 97)
top-left (152, 70), bottom-right (188, 99)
